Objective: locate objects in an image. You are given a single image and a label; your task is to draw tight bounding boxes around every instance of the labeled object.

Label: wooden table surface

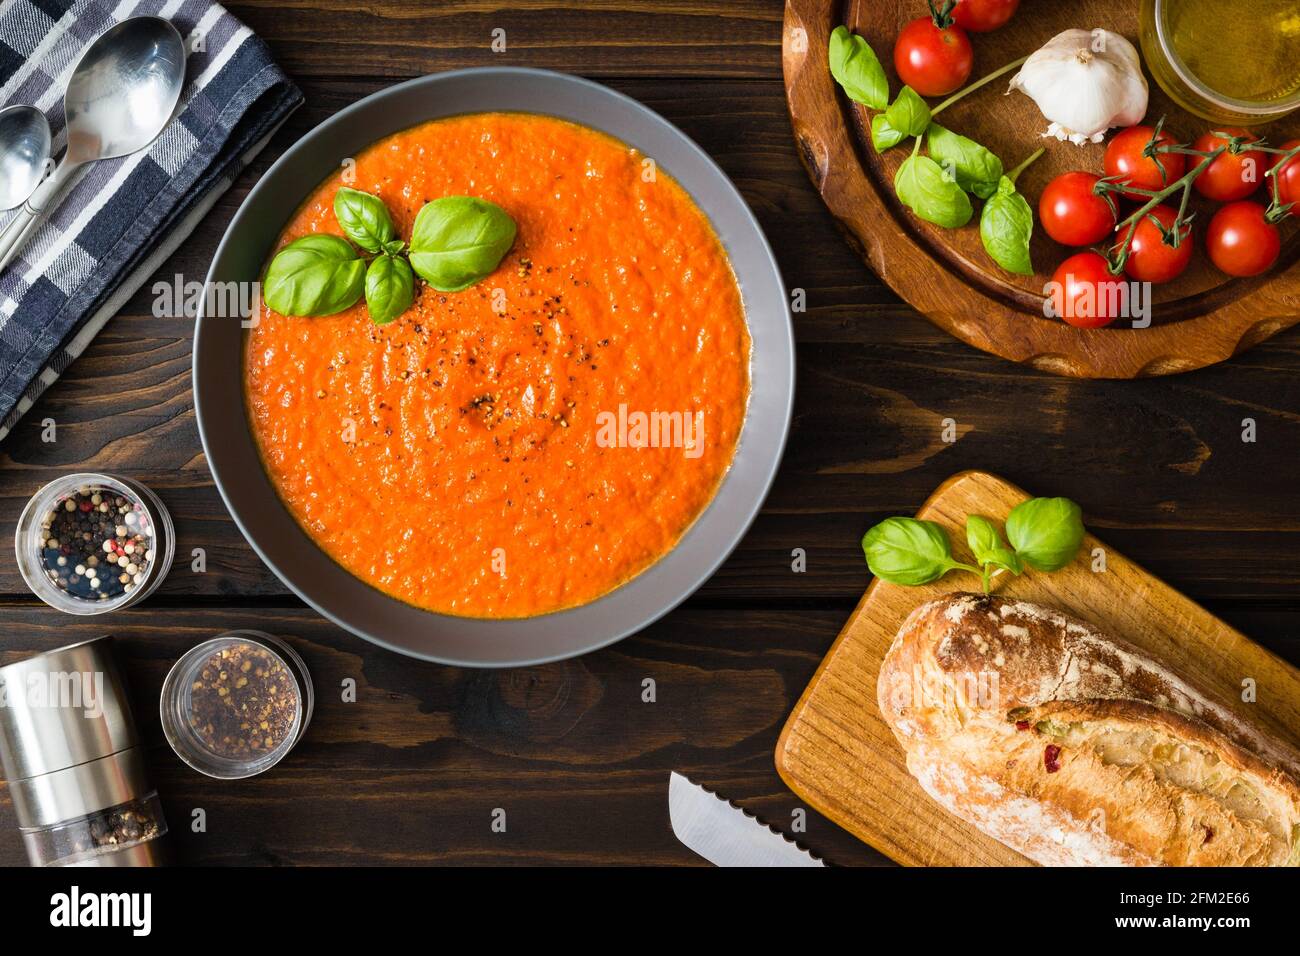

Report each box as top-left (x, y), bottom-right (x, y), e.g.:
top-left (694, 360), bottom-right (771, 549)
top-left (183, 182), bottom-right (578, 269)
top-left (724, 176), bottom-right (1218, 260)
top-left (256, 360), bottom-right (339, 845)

top-left (1, 0), bottom-right (1298, 867)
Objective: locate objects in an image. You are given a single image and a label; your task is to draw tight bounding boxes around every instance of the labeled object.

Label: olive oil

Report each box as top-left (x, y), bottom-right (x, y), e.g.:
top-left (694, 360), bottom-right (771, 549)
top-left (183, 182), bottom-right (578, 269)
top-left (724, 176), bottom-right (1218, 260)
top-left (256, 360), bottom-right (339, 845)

top-left (1141, 0), bottom-right (1300, 124)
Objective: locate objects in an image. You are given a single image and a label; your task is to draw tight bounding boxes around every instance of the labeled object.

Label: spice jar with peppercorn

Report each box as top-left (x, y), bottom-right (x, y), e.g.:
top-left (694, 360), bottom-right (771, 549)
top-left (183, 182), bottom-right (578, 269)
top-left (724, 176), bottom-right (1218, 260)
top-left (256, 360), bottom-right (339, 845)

top-left (14, 473), bottom-right (175, 614)
top-left (160, 631), bottom-right (314, 779)
top-left (0, 637), bottom-right (168, 866)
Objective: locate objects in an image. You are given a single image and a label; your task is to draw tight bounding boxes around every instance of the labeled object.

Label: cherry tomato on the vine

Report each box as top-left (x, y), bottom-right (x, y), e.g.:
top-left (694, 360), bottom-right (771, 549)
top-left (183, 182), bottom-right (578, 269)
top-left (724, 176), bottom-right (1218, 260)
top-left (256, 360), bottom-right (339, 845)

top-left (1192, 127), bottom-right (1266, 201)
top-left (1205, 201), bottom-right (1281, 277)
top-left (951, 0), bottom-right (1019, 32)
top-left (1115, 204), bottom-right (1193, 284)
top-left (1050, 252), bottom-right (1121, 328)
top-left (1039, 172), bottom-right (1116, 246)
top-left (894, 9), bottom-right (973, 97)
top-left (1103, 125), bottom-right (1186, 200)
top-left (1266, 138), bottom-right (1300, 209)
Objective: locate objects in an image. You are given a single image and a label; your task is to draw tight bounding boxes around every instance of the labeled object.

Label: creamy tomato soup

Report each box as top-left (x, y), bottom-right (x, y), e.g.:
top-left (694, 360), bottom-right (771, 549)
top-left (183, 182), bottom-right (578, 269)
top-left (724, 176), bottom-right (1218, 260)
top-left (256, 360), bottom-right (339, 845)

top-left (244, 113), bottom-right (750, 617)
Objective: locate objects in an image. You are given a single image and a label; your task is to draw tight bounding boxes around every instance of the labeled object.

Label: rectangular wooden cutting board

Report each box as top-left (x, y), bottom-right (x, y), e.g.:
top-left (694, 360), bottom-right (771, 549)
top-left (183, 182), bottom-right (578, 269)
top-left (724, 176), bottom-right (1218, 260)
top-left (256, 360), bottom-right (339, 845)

top-left (775, 470), bottom-right (1300, 866)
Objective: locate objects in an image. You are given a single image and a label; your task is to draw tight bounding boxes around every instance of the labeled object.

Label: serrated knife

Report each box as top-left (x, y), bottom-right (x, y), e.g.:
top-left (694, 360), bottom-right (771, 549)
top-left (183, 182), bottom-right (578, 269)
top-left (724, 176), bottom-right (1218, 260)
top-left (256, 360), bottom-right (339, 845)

top-left (668, 772), bottom-right (825, 867)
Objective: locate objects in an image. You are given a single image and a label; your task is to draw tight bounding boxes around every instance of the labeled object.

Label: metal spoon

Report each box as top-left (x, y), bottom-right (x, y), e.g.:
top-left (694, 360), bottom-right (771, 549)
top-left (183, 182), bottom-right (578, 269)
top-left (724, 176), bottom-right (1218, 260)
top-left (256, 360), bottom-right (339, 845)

top-left (0, 106), bottom-right (52, 211)
top-left (0, 17), bottom-right (186, 274)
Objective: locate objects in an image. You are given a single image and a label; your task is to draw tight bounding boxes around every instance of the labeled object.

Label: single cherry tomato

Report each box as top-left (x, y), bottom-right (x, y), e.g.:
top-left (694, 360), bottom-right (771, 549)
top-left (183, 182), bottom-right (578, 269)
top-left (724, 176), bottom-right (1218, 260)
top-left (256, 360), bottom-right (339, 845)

top-left (1205, 201), bottom-right (1281, 277)
top-left (1192, 128), bottom-right (1267, 201)
top-left (1039, 172), bottom-right (1117, 246)
top-left (1103, 125), bottom-right (1186, 200)
top-left (1050, 252), bottom-right (1121, 328)
top-left (951, 0), bottom-right (1019, 32)
top-left (1116, 204), bottom-right (1193, 284)
top-left (894, 10), bottom-right (973, 97)
top-left (1266, 138), bottom-right (1300, 209)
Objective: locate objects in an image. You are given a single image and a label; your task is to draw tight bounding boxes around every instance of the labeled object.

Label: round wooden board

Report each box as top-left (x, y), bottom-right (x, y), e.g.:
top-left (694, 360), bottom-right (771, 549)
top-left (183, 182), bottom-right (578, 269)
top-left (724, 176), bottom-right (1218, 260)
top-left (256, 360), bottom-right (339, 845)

top-left (783, 0), bottom-right (1300, 377)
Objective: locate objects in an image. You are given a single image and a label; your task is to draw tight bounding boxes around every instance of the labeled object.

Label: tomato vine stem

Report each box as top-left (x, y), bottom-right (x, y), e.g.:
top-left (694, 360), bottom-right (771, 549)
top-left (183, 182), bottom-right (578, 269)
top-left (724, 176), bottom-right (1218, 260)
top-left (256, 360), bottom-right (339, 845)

top-left (1006, 147), bottom-right (1045, 185)
top-left (931, 55), bottom-right (1029, 117)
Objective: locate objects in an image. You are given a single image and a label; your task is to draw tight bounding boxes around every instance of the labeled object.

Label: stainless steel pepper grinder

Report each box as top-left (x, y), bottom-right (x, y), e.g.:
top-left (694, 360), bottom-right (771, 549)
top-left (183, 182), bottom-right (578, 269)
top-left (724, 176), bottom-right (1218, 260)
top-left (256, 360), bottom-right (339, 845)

top-left (0, 636), bottom-right (167, 866)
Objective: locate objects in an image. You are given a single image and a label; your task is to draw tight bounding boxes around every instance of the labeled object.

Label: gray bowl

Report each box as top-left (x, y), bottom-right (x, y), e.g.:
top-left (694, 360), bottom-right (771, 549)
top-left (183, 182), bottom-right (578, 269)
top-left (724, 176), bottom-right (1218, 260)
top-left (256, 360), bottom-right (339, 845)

top-left (194, 68), bottom-right (794, 667)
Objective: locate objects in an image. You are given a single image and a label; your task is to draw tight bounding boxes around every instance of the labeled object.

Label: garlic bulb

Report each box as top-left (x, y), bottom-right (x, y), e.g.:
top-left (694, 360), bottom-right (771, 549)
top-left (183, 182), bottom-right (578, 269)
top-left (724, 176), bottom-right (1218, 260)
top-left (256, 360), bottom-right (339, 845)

top-left (1009, 28), bottom-right (1148, 145)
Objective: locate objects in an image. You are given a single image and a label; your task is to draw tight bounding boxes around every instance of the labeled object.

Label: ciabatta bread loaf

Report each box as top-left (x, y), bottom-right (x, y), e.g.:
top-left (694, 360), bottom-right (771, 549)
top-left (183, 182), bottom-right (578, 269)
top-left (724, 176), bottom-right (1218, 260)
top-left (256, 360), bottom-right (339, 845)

top-left (878, 592), bottom-right (1300, 867)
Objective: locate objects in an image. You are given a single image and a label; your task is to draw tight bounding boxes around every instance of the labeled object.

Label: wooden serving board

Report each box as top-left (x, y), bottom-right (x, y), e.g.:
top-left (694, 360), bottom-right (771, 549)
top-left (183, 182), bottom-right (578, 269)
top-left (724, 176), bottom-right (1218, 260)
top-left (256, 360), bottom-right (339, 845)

top-left (775, 470), bottom-right (1300, 866)
top-left (783, 0), bottom-right (1300, 377)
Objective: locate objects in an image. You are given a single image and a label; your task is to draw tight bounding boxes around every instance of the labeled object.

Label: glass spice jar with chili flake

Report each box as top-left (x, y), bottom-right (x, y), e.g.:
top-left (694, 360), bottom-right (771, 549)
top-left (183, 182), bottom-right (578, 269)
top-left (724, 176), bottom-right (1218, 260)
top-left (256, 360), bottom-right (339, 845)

top-left (160, 631), bottom-right (314, 779)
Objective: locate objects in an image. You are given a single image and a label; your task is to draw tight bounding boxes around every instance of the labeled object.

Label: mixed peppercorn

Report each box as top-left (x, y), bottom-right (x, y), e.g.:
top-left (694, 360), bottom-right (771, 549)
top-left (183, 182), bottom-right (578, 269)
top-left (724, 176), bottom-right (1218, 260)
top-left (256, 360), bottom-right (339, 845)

top-left (36, 487), bottom-right (155, 603)
top-left (42, 796), bottom-right (165, 864)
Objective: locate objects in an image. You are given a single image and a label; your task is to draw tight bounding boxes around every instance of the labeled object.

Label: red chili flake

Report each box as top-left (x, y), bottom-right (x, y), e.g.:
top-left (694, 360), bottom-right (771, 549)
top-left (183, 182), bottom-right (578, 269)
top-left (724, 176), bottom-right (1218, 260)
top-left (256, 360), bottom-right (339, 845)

top-left (1202, 826), bottom-right (1215, 845)
top-left (1044, 744), bottom-right (1062, 773)
top-left (1015, 720), bottom-right (1031, 731)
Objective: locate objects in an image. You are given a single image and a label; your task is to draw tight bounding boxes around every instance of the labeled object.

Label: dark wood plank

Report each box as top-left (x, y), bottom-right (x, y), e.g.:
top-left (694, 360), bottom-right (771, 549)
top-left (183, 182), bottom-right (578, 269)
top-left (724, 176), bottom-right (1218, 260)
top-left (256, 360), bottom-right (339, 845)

top-left (0, 78), bottom-right (1297, 608)
top-left (0, 2), bottom-right (1298, 873)
top-left (0, 606), bottom-right (889, 866)
top-left (225, 0), bottom-right (783, 79)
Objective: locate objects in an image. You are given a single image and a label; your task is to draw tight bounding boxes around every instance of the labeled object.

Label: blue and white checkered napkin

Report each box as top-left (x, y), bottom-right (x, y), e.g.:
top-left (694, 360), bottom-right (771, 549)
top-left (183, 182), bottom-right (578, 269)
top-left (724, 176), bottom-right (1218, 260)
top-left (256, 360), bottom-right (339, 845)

top-left (0, 0), bottom-right (301, 440)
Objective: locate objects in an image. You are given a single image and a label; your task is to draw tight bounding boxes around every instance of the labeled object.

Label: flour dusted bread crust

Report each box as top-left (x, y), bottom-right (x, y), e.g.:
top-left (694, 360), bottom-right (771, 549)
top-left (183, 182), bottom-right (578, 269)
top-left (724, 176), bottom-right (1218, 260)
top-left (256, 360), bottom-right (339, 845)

top-left (878, 592), bottom-right (1300, 867)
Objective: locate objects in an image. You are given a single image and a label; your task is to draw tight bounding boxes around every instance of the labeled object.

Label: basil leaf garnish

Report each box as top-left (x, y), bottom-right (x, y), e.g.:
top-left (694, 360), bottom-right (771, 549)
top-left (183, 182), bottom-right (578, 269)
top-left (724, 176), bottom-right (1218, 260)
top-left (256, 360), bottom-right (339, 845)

top-left (365, 254), bottom-right (415, 325)
top-left (828, 26), bottom-right (888, 110)
top-left (927, 124), bottom-right (1004, 200)
top-left (895, 154), bottom-right (973, 229)
top-left (408, 196), bottom-right (517, 292)
top-left (980, 176), bottom-right (1034, 276)
top-left (966, 514), bottom-right (1023, 575)
top-left (333, 187), bottom-right (396, 253)
top-left (862, 517), bottom-right (960, 586)
top-left (1006, 497), bottom-right (1085, 572)
top-left (263, 235), bottom-right (365, 317)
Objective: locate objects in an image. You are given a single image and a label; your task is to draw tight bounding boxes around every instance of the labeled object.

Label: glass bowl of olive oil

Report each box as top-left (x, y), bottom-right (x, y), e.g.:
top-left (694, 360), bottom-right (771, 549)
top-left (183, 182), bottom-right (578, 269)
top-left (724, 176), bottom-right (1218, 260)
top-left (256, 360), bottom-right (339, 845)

top-left (1140, 0), bottom-right (1300, 125)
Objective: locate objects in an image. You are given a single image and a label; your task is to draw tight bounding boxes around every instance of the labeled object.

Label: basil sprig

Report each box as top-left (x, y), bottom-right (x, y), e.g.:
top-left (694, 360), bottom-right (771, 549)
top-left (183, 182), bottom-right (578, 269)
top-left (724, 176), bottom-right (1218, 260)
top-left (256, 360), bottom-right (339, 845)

top-left (828, 25), bottom-right (888, 110)
top-left (408, 196), bottom-right (517, 293)
top-left (262, 188), bottom-right (517, 324)
top-left (862, 497), bottom-right (1084, 592)
top-left (263, 235), bottom-right (366, 317)
top-left (828, 28), bottom-right (1044, 278)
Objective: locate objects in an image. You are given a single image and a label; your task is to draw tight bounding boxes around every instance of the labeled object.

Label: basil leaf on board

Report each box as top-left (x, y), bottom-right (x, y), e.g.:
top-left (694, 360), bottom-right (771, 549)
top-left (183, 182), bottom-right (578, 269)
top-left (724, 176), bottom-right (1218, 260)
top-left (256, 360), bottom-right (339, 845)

top-left (871, 114), bottom-right (907, 152)
top-left (966, 514), bottom-right (1023, 575)
top-left (408, 196), bottom-right (517, 292)
top-left (887, 87), bottom-right (931, 137)
top-left (364, 254), bottom-right (415, 325)
top-left (980, 176), bottom-right (1034, 276)
top-left (828, 26), bottom-right (888, 110)
top-left (383, 238), bottom-right (407, 256)
top-left (862, 517), bottom-right (959, 586)
top-left (333, 187), bottom-right (396, 253)
top-left (871, 87), bottom-right (931, 152)
top-left (1005, 497), bottom-right (1085, 571)
top-left (927, 124), bottom-right (1004, 199)
top-left (895, 155), bottom-right (973, 229)
top-left (263, 235), bottom-right (365, 317)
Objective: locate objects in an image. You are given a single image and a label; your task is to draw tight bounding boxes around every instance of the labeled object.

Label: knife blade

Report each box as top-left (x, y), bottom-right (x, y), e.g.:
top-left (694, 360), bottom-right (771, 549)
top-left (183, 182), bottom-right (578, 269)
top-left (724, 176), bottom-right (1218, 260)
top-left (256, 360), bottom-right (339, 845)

top-left (667, 772), bottom-right (825, 867)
